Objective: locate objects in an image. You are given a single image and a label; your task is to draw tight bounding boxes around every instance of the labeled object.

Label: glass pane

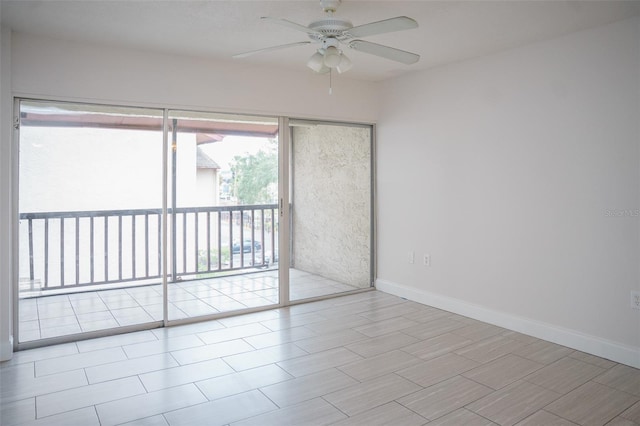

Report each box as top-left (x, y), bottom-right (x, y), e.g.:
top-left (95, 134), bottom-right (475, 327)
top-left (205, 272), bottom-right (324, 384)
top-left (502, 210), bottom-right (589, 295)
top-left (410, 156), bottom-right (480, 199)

top-left (166, 110), bottom-right (279, 320)
top-left (17, 100), bottom-right (164, 342)
top-left (289, 122), bottom-right (372, 301)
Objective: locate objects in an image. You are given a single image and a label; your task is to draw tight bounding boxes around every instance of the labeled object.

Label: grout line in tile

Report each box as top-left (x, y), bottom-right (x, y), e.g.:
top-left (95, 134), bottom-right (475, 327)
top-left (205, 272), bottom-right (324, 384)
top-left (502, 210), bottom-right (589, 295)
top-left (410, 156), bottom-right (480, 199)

top-left (11, 290), bottom-right (639, 426)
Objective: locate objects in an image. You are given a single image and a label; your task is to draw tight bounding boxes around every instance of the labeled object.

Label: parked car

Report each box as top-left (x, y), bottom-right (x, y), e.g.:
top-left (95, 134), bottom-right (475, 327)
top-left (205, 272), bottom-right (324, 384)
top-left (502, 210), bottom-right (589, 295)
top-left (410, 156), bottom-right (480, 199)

top-left (232, 239), bottom-right (262, 254)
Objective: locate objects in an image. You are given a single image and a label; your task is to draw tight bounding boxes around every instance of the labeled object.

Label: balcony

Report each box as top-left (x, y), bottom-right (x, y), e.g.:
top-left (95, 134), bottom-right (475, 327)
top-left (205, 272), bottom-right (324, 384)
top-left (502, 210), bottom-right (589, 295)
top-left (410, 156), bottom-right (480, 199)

top-left (18, 205), bottom-right (360, 342)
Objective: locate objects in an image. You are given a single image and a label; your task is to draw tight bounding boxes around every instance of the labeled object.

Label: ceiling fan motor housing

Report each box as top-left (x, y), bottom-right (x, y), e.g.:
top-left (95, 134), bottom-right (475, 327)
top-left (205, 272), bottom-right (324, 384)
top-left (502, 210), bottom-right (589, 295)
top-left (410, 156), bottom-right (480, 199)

top-left (308, 18), bottom-right (353, 41)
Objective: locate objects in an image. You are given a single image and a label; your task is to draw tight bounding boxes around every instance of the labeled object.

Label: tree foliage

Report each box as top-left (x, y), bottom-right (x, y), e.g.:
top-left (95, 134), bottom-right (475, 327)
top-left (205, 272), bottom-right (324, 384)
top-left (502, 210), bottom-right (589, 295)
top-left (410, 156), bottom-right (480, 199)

top-left (230, 141), bottom-right (277, 205)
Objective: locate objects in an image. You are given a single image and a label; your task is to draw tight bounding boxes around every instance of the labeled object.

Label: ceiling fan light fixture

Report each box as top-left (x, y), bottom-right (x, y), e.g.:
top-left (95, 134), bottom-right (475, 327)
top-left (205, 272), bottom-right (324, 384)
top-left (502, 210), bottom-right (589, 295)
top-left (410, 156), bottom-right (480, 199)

top-left (336, 53), bottom-right (352, 73)
top-left (307, 51), bottom-right (326, 72)
top-left (323, 46), bottom-right (341, 68)
top-left (317, 64), bottom-right (331, 74)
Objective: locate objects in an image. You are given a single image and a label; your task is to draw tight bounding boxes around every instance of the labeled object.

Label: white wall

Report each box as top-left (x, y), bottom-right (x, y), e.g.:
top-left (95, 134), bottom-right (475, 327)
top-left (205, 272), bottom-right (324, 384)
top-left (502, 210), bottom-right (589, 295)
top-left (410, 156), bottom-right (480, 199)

top-left (376, 17), bottom-right (640, 367)
top-left (10, 32), bottom-right (378, 123)
top-left (0, 26), bottom-right (14, 361)
top-left (0, 32), bottom-right (378, 359)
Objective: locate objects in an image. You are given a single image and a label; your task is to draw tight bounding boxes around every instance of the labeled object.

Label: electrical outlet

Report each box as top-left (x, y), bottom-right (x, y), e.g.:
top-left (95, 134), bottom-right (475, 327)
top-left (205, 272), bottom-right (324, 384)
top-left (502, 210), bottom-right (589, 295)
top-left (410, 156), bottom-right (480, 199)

top-left (632, 291), bottom-right (640, 310)
top-left (408, 251), bottom-right (415, 264)
top-left (423, 254), bottom-right (431, 267)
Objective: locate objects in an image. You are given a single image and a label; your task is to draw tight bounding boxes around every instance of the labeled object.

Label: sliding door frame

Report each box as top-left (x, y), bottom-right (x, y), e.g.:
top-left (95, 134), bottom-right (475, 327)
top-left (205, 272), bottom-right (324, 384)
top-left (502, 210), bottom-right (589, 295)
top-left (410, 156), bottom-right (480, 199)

top-left (278, 116), bottom-right (291, 305)
top-left (11, 98), bottom-right (20, 352)
top-left (288, 118), bottom-right (376, 292)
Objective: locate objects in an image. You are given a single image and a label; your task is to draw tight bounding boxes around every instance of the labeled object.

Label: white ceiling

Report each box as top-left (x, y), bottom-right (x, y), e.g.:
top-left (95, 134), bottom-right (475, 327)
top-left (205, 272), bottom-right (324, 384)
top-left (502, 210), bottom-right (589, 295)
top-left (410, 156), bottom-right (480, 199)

top-left (1, 0), bottom-right (639, 81)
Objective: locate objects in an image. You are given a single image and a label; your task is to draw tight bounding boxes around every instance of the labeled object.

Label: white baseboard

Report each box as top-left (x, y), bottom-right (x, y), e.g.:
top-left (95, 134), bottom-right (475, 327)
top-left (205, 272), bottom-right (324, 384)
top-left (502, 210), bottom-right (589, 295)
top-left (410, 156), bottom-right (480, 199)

top-left (376, 279), bottom-right (640, 369)
top-left (0, 335), bottom-right (13, 362)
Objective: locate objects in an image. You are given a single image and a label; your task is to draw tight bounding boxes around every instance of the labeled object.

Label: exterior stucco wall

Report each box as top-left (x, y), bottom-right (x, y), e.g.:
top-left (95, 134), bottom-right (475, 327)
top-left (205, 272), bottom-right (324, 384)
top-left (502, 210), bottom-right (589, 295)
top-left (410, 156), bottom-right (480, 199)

top-left (195, 168), bottom-right (218, 207)
top-left (291, 125), bottom-right (371, 288)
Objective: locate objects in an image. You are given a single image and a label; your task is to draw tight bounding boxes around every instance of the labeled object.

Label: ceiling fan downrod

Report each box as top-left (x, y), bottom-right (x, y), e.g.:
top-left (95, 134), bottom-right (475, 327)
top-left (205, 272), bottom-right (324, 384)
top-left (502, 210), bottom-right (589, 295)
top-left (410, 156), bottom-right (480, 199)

top-left (320, 0), bottom-right (341, 14)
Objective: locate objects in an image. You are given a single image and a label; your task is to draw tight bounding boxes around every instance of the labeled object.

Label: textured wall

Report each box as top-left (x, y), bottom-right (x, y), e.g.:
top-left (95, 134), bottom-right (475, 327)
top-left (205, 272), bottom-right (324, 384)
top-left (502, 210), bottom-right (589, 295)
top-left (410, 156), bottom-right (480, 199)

top-left (292, 125), bottom-right (371, 288)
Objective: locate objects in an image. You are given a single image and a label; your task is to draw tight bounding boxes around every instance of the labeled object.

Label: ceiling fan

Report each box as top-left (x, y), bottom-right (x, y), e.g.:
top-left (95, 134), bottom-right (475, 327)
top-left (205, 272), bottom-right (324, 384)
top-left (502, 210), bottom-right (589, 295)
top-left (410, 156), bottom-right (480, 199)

top-left (234, 0), bottom-right (420, 75)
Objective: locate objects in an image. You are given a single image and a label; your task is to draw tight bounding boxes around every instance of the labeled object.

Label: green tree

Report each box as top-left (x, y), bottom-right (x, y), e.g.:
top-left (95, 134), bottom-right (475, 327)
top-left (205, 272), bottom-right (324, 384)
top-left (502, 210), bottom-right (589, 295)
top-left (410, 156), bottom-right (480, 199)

top-left (230, 142), bottom-right (277, 205)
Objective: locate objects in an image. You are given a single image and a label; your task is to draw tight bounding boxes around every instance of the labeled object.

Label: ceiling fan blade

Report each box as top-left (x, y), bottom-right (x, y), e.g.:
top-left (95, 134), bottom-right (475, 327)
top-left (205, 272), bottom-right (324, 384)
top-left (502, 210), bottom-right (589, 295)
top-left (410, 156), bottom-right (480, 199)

top-left (261, 17), bottom-right (323, 36)
top-left (346, 16), bottom-right (418, 38)
top-left (348, 40), bottom-right (420, 64)
top-left (233, 41), bottom-right (311, 59)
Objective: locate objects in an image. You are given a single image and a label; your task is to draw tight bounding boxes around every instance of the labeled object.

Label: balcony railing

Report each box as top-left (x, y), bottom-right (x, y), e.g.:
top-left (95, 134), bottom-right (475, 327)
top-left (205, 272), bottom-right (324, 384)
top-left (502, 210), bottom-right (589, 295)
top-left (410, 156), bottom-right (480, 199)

top-left (19, 204), bottom-right (278, 292)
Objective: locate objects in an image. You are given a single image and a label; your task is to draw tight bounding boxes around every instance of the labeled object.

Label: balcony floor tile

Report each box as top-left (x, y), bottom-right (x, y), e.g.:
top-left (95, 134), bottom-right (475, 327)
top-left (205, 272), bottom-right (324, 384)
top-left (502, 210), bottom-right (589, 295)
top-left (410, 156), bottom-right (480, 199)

top-left (17, 270), bottom-right (363, 343)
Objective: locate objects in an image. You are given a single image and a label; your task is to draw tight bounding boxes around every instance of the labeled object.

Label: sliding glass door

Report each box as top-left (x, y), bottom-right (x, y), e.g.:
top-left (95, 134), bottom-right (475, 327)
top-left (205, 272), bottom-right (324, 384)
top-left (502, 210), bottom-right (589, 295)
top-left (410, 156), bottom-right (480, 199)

top-left (16, 102), bottom-right (282, 343)
top-left (15, 99), bottom-right (373, 347)
top-left (165, 111), bottom-right (280, 322)
top-left (17, 100), bottom-right (165, 342)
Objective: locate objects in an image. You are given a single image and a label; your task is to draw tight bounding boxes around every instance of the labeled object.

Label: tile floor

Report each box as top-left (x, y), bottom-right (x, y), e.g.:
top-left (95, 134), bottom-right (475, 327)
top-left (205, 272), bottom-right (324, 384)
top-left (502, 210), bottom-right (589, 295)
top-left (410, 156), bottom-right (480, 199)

top-left (2, 290), bottom-right (639, 426)
top-left (18, 269), bottom-right (361, 342)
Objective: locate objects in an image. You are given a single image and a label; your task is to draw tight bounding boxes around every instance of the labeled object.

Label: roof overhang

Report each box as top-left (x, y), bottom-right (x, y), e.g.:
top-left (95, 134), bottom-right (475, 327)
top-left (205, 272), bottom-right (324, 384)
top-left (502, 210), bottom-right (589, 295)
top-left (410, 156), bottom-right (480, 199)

top-left (19, 101), bottom-right (279, 141)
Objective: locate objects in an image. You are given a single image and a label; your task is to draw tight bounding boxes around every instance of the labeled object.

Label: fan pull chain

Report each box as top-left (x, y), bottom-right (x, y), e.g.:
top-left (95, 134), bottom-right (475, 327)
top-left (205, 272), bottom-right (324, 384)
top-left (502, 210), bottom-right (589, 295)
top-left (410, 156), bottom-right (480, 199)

top-left (329, 68), bottom-right (333, 95)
